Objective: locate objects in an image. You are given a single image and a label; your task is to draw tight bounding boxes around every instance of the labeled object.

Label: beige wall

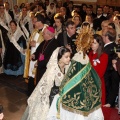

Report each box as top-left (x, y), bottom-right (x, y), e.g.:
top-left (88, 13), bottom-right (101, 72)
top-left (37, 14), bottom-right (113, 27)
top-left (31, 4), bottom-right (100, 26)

top-left (72, 0), bottom-right (97, 2)
top-left (17, 0), bottom-right (27, 6)
top-left (14, 0), bottom-right (120, 7)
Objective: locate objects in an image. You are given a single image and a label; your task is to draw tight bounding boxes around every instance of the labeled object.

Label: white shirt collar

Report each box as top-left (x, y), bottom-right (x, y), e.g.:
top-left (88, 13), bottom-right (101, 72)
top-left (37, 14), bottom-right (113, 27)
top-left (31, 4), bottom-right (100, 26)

top-left (67, 32), bottom-right (71, 37)
top-left (104, 42), bottom-right (113, 47)
top-left (103, 13), bottom-right (107, 17)
top-left (97, 14), bottom-right (102, 18)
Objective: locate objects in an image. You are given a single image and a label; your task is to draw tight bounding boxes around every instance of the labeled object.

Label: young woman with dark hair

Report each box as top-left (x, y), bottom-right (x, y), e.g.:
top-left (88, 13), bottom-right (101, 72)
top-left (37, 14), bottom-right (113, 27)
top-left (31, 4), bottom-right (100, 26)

top-left (89, 34), bottom-right (108, 105)
top-left (21, 47), bottom-right (71, 120)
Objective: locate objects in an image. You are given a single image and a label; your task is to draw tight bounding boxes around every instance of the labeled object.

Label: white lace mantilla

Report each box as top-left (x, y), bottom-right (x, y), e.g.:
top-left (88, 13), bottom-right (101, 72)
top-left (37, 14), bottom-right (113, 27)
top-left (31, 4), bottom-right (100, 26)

top-left (7, 25), bottom-right (26, 55)
top-left (27, 48), bottom-right (64, 120)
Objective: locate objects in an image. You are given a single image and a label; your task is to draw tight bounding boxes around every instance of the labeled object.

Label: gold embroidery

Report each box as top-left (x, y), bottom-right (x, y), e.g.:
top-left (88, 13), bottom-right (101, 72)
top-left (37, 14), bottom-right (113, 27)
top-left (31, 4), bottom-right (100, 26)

top-left (62, 72), bottom-right (101, 115)
top-left (62, 104), bottom-right (101, 116)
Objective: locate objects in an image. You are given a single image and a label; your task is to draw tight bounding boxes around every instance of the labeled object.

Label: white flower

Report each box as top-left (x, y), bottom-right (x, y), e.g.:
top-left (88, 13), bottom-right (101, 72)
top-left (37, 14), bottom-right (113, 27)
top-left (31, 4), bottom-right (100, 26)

top-left (93, 59), bottom-right (100, 66)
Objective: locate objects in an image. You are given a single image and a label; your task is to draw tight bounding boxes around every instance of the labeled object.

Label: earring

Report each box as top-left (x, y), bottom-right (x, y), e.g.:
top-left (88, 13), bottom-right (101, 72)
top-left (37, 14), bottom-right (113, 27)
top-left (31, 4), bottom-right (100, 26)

top-left (58, 59), bottom-right (62, 64)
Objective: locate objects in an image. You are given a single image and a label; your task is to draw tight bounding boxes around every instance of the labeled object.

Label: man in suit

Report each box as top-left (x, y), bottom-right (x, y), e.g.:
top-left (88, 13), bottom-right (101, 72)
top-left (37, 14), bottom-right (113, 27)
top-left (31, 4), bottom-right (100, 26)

top-left (103, 5), bottom-right (110, 18)
top-left (89, 5), bottom-right (96, 19)
top-left (66, 1), bottom-right (73, 18)
top-left (57, 20), bottom-right (77, 56)
top-left (93, 7), bottom-right (106, 31)
top-left (102, 28), bottom-right (118, 106)
top-left (103, 29), bottom-right (120, 107)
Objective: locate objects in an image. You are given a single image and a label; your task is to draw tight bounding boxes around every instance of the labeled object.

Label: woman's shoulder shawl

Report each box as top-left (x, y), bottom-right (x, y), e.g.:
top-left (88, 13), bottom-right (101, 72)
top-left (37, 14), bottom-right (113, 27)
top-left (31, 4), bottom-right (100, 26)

top-left (59, 60), bottom-right (101, 116)
top-left (27, 60), bottom-right (64, 119)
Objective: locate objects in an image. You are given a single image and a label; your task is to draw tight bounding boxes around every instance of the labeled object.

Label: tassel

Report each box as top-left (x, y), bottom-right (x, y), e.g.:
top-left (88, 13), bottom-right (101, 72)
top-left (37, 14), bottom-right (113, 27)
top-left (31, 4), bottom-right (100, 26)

top-left (56, 112), bottom-right (60, 119)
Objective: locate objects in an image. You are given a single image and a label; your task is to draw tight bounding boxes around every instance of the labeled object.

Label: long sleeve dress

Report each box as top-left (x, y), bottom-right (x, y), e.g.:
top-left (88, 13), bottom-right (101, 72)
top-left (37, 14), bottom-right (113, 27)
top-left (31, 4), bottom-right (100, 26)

top-left (21, 47), bottom-right (66, 120)
top-left (89, 51), bottom-right (108, 105)
top-left (3, 27), bottom-right (27, 76)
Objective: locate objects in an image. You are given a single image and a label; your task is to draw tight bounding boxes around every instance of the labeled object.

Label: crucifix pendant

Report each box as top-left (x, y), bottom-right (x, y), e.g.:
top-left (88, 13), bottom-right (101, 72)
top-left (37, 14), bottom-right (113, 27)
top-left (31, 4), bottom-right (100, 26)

top-left (38, 53), bottom-right (44, 61)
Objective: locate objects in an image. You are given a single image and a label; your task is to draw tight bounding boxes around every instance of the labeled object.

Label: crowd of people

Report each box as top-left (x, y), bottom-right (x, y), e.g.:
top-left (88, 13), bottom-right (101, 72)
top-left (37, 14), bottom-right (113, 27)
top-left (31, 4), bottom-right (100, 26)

top-left (0, 0), bottom-right (120, 120)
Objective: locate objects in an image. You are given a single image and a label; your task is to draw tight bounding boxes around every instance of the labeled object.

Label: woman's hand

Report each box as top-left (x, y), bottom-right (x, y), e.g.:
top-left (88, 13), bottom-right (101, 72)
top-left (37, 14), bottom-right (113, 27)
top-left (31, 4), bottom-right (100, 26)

top-left (30, 54), bottom-right (35, 60)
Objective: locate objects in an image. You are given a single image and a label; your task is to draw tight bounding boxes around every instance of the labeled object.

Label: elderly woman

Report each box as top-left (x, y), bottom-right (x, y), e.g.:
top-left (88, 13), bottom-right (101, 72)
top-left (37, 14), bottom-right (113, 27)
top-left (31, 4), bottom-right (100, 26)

top-left (54, 13), bottom-right (64, 39)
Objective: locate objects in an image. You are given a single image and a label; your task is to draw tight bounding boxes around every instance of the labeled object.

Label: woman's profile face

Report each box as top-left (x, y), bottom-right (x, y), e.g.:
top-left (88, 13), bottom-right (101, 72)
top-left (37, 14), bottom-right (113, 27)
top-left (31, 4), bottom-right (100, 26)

top-left (91, 39), bottom-right (99, 52)
top-left (59, 52), bottom-right (71, 65)
top-left (10, 22), bottom-right (17, 31)
top-left (55, 19), bottom-right (62, 27)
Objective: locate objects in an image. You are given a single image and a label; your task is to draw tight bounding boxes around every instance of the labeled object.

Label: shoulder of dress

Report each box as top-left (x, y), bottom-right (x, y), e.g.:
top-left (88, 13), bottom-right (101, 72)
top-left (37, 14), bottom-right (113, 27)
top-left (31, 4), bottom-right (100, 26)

top-left (99, 53), bottom-right (108, 61)
top-left (101, 52), bottom-right (108, 57)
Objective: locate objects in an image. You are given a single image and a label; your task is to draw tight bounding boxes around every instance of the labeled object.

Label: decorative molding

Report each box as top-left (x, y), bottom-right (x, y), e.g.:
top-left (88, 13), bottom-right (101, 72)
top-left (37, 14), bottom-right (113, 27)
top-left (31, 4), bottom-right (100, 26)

top-left (71, 0), bottom-right (120, 6)
top-left (73, 0), bottom-right (97, 2)
top-left (73, 0), bottom-right (97, 5)
top-left (97, 0), bottom-right (120, 6)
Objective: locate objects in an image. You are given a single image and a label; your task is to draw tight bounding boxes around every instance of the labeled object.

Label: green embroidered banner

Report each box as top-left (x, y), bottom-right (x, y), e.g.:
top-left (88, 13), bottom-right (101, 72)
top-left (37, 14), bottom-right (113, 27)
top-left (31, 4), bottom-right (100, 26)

top-left (58, 60), bottom-right (101, 116)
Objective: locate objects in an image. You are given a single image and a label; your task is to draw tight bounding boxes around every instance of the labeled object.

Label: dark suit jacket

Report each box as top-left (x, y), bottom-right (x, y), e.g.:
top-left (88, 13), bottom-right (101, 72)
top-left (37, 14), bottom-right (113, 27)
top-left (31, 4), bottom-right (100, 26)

top-left (66, 7), bottom-right (73, 18)
top-left (57, 31), bottom-right (77, 55)
top-left (104, 42), bottom-right (120, 105)
top-left (104, 42), bottom-right (117, 77)
top-left (80, 10), bottom-right (86, 22)
top-left (93, 15), bottom-right (107, 31)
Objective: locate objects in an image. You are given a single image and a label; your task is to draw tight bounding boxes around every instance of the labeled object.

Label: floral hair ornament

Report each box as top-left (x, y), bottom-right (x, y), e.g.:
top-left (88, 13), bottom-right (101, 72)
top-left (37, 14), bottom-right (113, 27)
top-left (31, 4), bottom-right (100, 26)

top-left (75, 26), bottom-right (94, 59)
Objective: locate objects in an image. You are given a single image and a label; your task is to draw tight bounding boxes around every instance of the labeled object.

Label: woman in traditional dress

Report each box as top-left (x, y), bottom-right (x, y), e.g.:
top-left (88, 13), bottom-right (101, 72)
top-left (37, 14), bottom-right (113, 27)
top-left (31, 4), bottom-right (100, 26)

top-left (3, 20), bottom-right (27, 76)
top-left (0, 4), bottom-right (12, 73)
top-left (46, 3), bottom-right (56, 19)
top-left (54, 13), bottom-right (64, 39)
top-left (21, 46), bottom-right (71, 120)
top-left (18, 7), bottom-right (33, 37)
top-left (13, 5), bottom-right (20, 22)
top-left (47, 27), bottom-right (104, 120)
top-left (89, 34), bottom-right (108, 105)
